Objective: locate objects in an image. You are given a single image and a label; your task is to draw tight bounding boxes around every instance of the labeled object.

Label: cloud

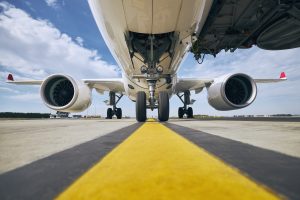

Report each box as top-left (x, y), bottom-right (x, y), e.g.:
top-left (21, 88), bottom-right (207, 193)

top-left (45, 0), bottom-right (58, 8)
top-left (8, 93), bottom-right (40, 101)
top-left (181, 47), bottom-right (300, 79)
top-left (0, 2), bottom-right (119, 80)
top-left (75, 36), bottom-right (84, 46)
top-left (0, 87), bottom-right (20, 93)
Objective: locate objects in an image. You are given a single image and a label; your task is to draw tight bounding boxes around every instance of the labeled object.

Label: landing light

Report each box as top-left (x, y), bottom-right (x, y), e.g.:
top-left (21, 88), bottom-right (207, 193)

top-left (140, 65), bottom-right (148, 74)
top-left (156, 66), bottom-right (163, 73)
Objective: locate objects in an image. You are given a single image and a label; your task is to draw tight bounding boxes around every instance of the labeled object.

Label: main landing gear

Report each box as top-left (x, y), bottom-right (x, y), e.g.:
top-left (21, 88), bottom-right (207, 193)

top-left (106, 91), bottom-right (123, 119)
top-left (177, 91), bottom-right (193, 118)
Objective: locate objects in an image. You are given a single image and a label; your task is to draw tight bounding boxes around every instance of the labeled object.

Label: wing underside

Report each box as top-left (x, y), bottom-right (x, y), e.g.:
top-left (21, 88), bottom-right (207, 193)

top-left (83, 79), bottom-right (125, 93)
top-left (174, 78), bottom-right (213, 94)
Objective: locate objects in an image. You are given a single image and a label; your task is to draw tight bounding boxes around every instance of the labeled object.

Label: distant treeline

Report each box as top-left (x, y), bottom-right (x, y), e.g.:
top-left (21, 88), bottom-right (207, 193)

top-left (270, 114), bottom-right (293, 117)
top-left (0, 112), bottom-right (50, 118)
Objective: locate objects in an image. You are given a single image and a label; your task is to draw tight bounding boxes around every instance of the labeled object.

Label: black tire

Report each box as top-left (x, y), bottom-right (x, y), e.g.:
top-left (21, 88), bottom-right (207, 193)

top-left (107, 108), bottom-right (113, 119)
top-left (116, 108), bottom-right (122, 119)
top-left (158, 91), bottom-right (169, 121)
top-left (178, 107), bottom-right (184, 118)
top-left (136, 91), bottom-right (147, 122)
top-left (187, 107), bottom-right (193, 118)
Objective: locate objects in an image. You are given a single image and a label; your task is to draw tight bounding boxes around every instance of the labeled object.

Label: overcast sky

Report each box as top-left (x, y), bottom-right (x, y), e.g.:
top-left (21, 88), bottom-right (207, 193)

top-left (0, 0), bottom-right (299, 117)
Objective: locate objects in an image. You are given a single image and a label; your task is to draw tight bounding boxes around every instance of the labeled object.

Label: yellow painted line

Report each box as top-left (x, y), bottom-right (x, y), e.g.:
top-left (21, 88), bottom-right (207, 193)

top-left (146, 118), bottom-right (156, 122)
top-left (56, 121), bottom-right (280, 200)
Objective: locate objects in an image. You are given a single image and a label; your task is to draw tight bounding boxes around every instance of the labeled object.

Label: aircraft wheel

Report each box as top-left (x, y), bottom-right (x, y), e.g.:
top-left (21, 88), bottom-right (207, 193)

top-left (178, 107), bottom-right (184, 118)
top-left (158, 91), bottom-right (169, 122)
top-left (187, 107), bottom-right (193, 118)
top-left (116, 108), bottom-right (122, 119)
top-left (107, 108), bottom-right (113, 119)
top-left (136, 91), bottom-right (147, 122)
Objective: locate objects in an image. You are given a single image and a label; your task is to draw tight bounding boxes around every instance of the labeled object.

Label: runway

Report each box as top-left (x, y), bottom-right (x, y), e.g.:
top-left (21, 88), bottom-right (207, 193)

top-left (0, 119), bottom-right (299, 199)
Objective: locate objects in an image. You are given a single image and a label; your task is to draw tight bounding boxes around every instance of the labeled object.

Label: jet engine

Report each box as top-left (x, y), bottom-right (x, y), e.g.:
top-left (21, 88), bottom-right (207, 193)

top-left (40, 74), bottom-right (91, 112)
top-left (207, 73), bottom-right (257, 111)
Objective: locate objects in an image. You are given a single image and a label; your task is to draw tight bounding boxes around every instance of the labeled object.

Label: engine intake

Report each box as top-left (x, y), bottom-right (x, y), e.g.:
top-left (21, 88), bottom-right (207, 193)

top-left (41, 74), bottom-right (91, 112)
top-left (43, 76), bottom-right (74, 107)
top-left (207, 73), bottom-right (257, 111)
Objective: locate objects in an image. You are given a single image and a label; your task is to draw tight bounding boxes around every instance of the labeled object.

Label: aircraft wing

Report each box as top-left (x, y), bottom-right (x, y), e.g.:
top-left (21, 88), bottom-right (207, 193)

top-left (6, 74), bottom-right (43, 85)
top-left (83, 79), bottom-right (125, 93)
top-left (174, 78), bottom-right (213, 94)
top-left (254, 72), bottom-right (287, 83)
top-left (6, 74), bottom-right (125, 93)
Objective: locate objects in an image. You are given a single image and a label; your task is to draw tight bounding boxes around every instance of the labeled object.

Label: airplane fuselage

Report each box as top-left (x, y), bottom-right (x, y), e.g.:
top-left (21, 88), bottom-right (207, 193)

top-left (88, 0), bottom-right (213, 101)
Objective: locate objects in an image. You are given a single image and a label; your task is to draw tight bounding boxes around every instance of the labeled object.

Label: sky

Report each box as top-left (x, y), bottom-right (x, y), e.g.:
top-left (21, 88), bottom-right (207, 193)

top-left (0, 0), bottom-right (299, 117)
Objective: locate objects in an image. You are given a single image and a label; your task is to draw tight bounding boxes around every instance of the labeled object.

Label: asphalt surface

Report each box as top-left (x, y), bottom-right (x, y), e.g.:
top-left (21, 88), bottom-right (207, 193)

top-left (166, 123), bottom-right (300, 200)
top-left (169, 119), bottom-right (300, 158)
top-left (0, 123), bottom-right (141, 200)
top-left (0, 119), bottom-right (135, 173)
top-left (0, 118), bottom-right (299, 200)
top-left (187, 117), bottom-right (300, 122)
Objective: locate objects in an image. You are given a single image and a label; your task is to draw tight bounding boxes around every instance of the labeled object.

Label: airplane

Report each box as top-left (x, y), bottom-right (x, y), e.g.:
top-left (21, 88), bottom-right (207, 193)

top-left (6, 0), bottom-right (299, 122)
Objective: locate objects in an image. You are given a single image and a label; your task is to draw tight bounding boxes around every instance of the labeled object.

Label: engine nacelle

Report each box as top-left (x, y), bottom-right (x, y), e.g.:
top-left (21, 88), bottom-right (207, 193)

top-left (207, 73), bottom-right (257, 111)
top-left (40, 74), bottom-right (92, 112)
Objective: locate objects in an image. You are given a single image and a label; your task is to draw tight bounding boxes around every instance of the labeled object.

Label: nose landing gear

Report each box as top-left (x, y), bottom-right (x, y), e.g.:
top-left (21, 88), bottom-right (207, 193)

top-left (136, 91), bottom-right (147, 122)
top-left (158, 91), bottom-right (169, 121)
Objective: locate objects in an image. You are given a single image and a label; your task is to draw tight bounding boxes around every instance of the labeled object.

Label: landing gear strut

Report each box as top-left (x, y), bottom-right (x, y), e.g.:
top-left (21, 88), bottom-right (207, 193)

top-left (106, 91), bottom-right (123, 119)
top-left (177, 91), bottom-right (193, 118)
top-left (147, 79), bottom-right (170, 121)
